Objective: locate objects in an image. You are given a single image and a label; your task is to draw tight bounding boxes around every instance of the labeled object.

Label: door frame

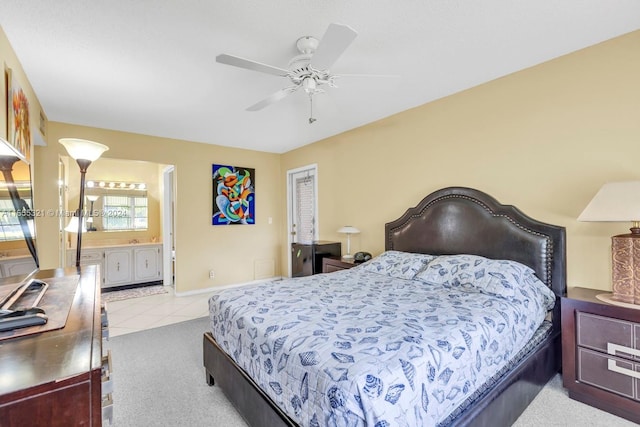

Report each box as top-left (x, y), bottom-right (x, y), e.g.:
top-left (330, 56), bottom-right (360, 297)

top-left (162, 165), bottom-right (175, 287)
top-left (286, 164), bottom-right (318, 277)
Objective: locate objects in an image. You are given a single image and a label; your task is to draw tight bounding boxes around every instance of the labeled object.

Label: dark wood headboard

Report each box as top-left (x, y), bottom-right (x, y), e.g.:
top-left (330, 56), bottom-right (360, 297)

top-left (385, 187), bottom-right (566, 299)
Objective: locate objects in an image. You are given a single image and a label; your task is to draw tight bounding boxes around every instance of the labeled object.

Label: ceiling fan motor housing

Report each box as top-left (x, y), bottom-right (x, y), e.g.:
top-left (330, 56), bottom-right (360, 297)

top-left (295, 36), bottom-right (319, 54)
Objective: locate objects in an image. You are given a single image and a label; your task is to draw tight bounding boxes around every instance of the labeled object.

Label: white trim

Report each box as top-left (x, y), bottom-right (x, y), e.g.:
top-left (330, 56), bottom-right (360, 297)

top-left (173, 276), bottom-right (283, 297)
top-left (162, 165), bottom-right (175, 287)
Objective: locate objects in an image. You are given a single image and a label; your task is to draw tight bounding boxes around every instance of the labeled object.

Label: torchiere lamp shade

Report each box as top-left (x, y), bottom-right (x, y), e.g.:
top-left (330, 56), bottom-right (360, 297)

top-left (578, 181), bottom-right (640, 305)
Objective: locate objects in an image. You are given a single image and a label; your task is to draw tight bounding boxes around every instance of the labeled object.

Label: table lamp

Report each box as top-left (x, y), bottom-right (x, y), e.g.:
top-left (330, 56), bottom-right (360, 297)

top-left (578, 181), bottom-right (640, 305)
top-left (337, 226), bottom-right (360, 259)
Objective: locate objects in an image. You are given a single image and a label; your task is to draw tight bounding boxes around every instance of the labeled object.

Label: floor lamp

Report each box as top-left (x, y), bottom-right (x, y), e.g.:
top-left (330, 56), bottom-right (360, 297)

top-left (59, 138), bottom-right (109, 267)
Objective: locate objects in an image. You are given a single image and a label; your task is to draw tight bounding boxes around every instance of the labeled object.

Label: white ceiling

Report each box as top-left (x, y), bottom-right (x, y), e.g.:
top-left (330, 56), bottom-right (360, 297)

top-left (1, 1), bottom-right (639, 154)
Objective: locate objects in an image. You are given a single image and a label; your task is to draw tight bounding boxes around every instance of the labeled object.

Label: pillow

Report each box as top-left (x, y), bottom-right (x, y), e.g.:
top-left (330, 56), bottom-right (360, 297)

top-left (359, 250), bottom-right (436, 280)
top-left (414, 254), bottom-right (556, 309)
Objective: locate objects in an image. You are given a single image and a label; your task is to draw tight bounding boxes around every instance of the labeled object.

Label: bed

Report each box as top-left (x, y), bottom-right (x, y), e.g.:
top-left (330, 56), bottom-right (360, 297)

top-left (203, 186), bottom-right (566, 426)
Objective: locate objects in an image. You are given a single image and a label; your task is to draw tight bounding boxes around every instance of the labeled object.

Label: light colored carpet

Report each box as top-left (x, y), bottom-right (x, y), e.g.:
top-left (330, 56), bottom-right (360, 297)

top-left (108, 317), bottom-right (248, 427)
top-left (108, 317), bottom-right (637, 427)
top-left (102, 285), bottom-right (168, 303)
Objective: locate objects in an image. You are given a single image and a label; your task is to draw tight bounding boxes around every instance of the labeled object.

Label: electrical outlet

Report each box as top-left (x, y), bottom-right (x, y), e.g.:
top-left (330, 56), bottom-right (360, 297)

top-left (209, 270), bottom-right (215, 279)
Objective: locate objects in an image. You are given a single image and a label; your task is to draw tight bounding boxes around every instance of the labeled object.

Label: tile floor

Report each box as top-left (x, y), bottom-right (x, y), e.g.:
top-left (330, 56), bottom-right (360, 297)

top-left (105, 286), bottom-right (211, 337)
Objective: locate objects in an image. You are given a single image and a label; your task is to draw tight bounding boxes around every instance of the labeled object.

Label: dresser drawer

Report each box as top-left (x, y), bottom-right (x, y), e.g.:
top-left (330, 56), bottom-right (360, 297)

top-left (578, 347), bottom-right (637, 399)
top-left (79, 250), bottom-right (103, 265)
top-left (577, 312), bottom-right (636, 358)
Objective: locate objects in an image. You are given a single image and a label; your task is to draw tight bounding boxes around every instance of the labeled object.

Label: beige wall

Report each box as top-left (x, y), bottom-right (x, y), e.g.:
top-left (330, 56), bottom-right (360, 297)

top-left (64, 157), bottom-right (164, 246)
top-left (281, 30), bottom-right (640, 292)
top-left (0, 27), bottom-right (43, 255)
top-left (3, 24), bottom-right (640, 293)
top-left (2, 27), bottom-right (283, 293)
top-left (0, 27), bottom-right (44, 151)
top-left (36, 123), bottom-right (282, 293)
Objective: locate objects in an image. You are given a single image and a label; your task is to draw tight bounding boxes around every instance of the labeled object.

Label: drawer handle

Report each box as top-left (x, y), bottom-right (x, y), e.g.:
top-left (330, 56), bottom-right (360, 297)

top-left (606, 343), bottom-right (640, 379)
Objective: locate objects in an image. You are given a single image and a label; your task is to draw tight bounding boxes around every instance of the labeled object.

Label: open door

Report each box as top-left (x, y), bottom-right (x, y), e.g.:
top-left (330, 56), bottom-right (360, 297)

top-left (286, 164), bottom-right (318, 277)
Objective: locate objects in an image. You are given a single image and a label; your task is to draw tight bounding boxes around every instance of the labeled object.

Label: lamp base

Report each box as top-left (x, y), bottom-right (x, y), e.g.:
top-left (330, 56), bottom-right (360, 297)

top-left (596, 292), bottom-right (640, 310)
top-left (341, 254), bottom-right (354, 260)
top-left (611, 233), bottom-right (640, 305)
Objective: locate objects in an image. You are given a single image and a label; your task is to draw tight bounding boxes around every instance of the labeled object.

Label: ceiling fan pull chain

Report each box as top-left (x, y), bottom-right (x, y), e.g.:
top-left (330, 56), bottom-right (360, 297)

top-left (308, 94), bottom-right (316, 124)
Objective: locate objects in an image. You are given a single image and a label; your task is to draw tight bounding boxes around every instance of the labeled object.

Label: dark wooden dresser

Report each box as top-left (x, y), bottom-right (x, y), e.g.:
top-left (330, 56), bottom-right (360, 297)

top-left (0, 265), bottom-right (111, 426)
top-left (561, 287), bottom-right (640, 424)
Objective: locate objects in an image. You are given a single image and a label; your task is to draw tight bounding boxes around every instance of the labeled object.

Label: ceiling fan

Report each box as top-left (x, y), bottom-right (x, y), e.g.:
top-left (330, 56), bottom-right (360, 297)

top-left (216, 23), bottom-right (392, 124)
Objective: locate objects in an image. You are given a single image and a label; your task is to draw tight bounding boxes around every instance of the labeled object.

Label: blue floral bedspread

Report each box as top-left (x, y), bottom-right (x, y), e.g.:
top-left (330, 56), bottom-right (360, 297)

top-left (208, 265), bottom-right (553, 426)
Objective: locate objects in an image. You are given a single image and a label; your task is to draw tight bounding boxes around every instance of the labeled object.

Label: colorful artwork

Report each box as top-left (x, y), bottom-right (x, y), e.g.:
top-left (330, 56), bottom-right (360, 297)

top-left (212, 164), bottom-right (255, 225)
top-left (6, 69), bottom-right (31, 159)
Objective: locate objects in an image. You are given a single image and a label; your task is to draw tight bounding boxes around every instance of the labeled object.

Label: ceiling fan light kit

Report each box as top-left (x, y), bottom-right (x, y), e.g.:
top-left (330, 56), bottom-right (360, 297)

top-left (216, 23), bottom-right (391, 124)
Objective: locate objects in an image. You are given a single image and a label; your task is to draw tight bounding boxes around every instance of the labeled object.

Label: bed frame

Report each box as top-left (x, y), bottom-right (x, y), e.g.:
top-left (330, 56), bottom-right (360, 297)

top-left (203, 186), bottom-right (566, 427)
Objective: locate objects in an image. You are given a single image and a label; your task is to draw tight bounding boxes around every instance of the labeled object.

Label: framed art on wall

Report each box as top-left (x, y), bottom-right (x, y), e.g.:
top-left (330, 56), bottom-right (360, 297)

top-left (212, 164), bottom-right (255, 225)
top-left (5, 68), bottom-right (31, 160)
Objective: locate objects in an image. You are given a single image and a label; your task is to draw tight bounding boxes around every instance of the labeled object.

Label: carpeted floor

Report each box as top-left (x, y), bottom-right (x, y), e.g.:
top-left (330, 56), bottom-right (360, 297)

top-left (109, 317), bottom-right (248, 427)
top-left (109, 317), bottom-right (637, 427)
top-left (102, 285), bottom-right (168, 303)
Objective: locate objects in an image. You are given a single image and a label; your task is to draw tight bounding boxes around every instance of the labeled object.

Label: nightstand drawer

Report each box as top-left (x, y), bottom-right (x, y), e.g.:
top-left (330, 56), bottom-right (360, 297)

top-left (578, 347), bottom-right (637, 399)
top-left (322, 257), bottom-right (357, 273)
top-left (324, 263), bottom-right (346, 273)
top-left (577, 312), bottom-right (635, 357)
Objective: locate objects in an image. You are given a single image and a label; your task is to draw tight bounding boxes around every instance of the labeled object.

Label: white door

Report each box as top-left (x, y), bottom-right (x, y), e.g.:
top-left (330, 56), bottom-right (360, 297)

top-left (287, 164), bottom-right (318, 276)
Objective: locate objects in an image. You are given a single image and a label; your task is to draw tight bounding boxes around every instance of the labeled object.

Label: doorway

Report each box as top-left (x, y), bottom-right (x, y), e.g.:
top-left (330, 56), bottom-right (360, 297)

top-left (286, 164), bottom-right (318, 276)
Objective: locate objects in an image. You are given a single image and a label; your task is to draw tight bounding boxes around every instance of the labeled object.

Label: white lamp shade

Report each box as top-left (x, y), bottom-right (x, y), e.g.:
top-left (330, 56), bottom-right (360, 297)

top-left (578, 181), bottom-right (640, 222)
top-left (59, 138), bottom-right (109, 161)
top-left (337, 226), bottom-right (360, 234)
top-left (86, 195), bottom-right (100, 202)
top-left (65, 216), bottom-right (87, 233)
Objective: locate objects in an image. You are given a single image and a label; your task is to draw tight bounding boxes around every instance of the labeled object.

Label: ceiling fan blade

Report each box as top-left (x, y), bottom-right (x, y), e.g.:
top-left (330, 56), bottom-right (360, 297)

top-left (309, 23), bottom-right (357, 71)
top-left (246, 86), bottom-right (299, 111)
top-left (216, 54), bottom-right (290, 77)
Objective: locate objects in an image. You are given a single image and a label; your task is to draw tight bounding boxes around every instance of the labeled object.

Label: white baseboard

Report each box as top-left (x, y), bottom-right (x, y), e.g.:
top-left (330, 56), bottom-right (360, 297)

top-left (172, 276), bottom-right (284, 297)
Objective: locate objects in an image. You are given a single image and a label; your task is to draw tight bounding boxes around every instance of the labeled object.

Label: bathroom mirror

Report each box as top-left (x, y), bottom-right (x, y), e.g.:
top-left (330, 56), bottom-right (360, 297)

top-left (84, 181), bottom-right (148, 232)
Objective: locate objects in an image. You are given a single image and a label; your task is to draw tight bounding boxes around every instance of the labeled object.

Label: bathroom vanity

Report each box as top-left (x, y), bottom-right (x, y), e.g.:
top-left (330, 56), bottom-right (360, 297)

top-left (67, 243), bottom-right (162, 289)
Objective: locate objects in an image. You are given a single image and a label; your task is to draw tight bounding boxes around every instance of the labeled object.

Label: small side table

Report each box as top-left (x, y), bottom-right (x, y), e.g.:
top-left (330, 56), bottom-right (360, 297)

top-left (561, 287), bottom-right (640, 424)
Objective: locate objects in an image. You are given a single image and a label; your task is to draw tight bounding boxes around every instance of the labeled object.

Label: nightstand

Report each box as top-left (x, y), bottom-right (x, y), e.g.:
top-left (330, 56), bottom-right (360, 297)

top-left (322, 257), bottom-right (358, 273)
top-left (561, 287), bottom-right (640, 424)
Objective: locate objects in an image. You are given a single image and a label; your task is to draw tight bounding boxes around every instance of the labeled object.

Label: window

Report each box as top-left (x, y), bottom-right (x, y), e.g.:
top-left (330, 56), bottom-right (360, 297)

top-left (102, 195), bottom-right (148, 231)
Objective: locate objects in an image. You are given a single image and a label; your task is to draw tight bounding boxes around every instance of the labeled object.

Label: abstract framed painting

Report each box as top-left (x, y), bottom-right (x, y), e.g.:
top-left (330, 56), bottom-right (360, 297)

top-left (212, 164), bottom-right (255, 225)
top-left (5, 68), bottom-right (31, 160)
